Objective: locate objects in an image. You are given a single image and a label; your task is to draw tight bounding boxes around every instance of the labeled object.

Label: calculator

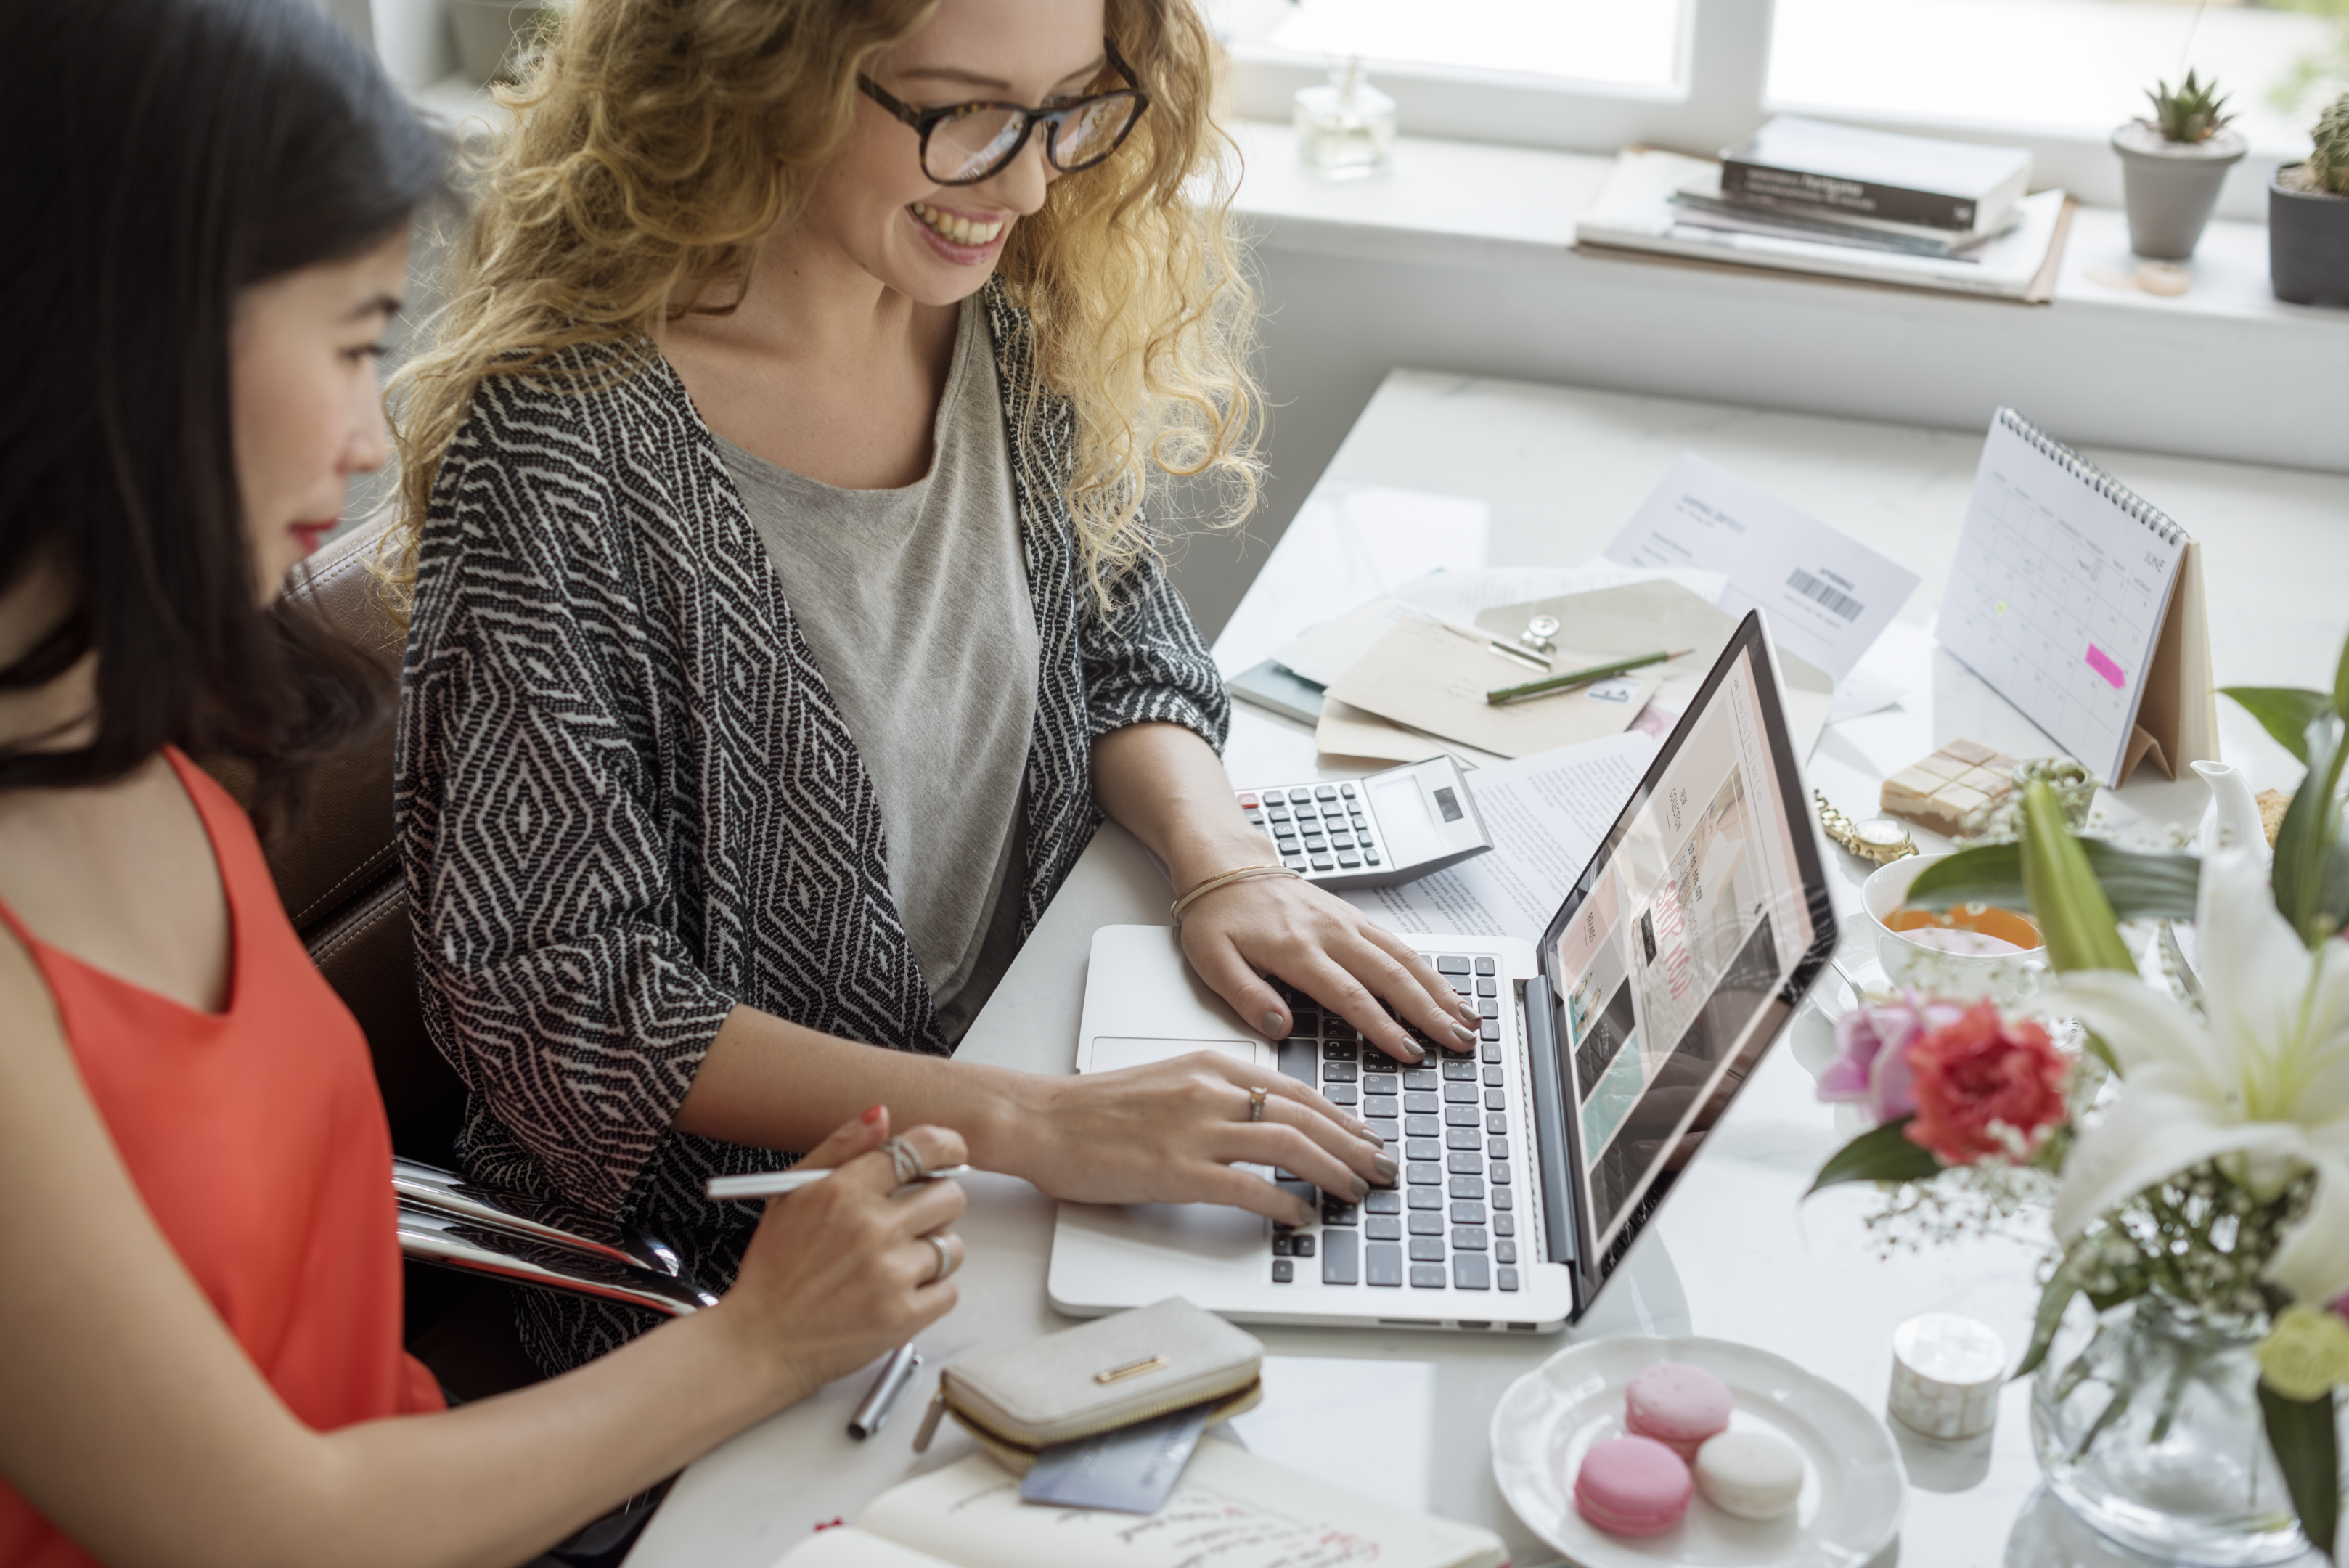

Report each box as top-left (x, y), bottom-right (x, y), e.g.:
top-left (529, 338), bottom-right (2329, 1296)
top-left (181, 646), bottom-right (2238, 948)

top-left (1234, 755), bottom-right (1495, 891)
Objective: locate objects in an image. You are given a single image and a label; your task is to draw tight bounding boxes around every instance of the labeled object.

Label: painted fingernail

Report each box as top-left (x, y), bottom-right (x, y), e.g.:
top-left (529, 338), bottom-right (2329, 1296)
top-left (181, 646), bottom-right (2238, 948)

top-left (1260, 1010), bottom-right (1286, 1038)
top-left (1373, 1152), bottom-right (1399, 1183)
top-left (1398, 1038), bottom-right (1426, 1062)
top-left (1455, 1000), bottom-right (1479, 1025)
top-left (1451, 1023), bottom-right (1478, 1048)
top-left (861, 1105), bottom-right (886, 1126)
top-left (1350, 1175), bottom-right (1370, 1201)
top-left (1357, 1124), bottom-right (1385, 1149)
top-left (1296, 1200), bottom-right (1320, 1227)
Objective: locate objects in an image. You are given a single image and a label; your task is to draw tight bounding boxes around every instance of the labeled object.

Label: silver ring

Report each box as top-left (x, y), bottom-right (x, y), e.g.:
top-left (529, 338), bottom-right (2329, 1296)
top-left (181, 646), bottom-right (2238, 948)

top-left (1247, 1085), bottom-right (1269, 1123)
top-left (923, 1233), bottom-right (960, 1284)
top-left (882, 1136), bottom-right (923, 1187)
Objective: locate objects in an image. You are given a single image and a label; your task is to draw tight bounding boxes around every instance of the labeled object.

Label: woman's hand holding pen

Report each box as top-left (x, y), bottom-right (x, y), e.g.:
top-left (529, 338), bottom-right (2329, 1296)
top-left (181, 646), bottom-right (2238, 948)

top-left (714, 1108), bottom-right (965, 1405)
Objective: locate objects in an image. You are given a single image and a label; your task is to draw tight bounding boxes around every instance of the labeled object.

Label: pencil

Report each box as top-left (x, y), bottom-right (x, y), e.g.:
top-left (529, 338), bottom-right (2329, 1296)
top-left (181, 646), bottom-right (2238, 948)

top-left (705, 1164), bottom-right (973, 1200)
top-left (1485, 649), bottom-right (1688, 706)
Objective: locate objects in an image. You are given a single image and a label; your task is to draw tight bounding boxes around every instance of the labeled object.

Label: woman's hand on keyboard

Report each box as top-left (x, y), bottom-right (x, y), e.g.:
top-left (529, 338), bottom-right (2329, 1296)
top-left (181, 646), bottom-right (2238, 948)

top-left (1178, 871), bottom-right (1482, 1064)
top-left (719, 1111), bottom-right (966, 1402)
top-left (1018, 1054), bottom-right (1397, 1228)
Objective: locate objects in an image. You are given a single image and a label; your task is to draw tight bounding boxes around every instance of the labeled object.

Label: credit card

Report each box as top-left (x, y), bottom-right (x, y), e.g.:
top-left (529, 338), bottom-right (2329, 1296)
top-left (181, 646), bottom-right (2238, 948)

top-left (1018, 1400), bottom-right (1212, 1514)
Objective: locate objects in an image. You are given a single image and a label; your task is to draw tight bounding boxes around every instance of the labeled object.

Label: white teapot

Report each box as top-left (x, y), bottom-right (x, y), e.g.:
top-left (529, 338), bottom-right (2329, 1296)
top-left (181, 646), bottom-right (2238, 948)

top-left (2191, 759), bottom-right (2268, 861)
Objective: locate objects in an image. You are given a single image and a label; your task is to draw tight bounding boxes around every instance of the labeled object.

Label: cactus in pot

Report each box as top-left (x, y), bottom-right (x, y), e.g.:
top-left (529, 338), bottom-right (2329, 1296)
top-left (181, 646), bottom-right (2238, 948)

top-left (2272, 89), bottom-right (2349, 304)
top-left (2112, 69), bottom-right (2247, 259)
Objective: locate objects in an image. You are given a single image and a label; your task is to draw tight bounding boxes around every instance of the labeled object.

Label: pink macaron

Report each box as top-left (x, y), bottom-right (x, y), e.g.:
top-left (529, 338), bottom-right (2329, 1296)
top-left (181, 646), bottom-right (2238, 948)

top-left (1625, 1361), bottom-right (1735, 1463)
top-left (1574, 1434), bottom-right (1694, 1537)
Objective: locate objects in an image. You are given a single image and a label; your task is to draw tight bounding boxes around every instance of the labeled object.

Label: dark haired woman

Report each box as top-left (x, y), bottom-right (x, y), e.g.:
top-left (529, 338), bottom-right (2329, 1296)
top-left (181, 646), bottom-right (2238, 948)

top-left (0, 2), bottom-right (964, 1564)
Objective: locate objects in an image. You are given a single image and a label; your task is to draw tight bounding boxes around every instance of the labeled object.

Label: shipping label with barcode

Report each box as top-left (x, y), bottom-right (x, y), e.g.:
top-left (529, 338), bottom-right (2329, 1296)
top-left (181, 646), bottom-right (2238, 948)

top-left (1602, 452), bottom-right (1920, 682)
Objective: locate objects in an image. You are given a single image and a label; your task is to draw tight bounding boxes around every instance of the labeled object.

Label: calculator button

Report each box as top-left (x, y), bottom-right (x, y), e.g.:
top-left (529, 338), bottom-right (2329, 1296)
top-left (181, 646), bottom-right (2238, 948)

top-left (1337, 852), bottom-right (1361, 868)
top-left (1236, 793), bottom-right (1259, 808)
top-left (1329, 832), bottom-right (1355, 849)
top-left (1267, 804), bottom-right (1291, 821)
top-left (1341, 783), bottom-right (1357, 797)
top-left (1283, 857), bottom-right (1308, 871)
top-left (1314, 785), bottom-right (1339, 799)
top-left (1288, 788), bottom-right (1313, 803)
top-left (1364, 849), bottom-right (1381, 865)
top-left (1310, 854), bottom-right (1335, 871)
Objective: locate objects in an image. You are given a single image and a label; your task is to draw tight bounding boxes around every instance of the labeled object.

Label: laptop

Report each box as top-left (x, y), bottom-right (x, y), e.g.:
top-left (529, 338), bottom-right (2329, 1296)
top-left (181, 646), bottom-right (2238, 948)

top-left (1047, 611), bottom-right (1838, 1333)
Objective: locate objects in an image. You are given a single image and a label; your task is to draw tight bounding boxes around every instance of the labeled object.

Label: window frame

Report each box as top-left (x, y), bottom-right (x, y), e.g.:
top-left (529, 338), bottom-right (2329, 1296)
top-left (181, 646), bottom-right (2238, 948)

top-left (1218, 0), bottom-right (2292, 221)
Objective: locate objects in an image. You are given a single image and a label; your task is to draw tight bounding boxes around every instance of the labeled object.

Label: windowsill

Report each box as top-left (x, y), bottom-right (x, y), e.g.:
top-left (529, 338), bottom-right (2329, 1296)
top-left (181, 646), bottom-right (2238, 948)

top-left (1225, 119), bottom-right (2340, 333)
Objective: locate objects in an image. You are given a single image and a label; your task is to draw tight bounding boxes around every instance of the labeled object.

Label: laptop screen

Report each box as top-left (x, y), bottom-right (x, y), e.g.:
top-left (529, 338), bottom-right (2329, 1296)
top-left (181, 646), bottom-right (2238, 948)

top-left (1532, 611), bottom-right (1836, 1305)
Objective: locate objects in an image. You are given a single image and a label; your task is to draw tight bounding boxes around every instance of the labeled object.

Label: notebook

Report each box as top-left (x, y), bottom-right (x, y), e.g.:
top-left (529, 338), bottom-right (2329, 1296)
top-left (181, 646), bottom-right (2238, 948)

top-left (1938, 409), bottom-right (2216, 786)
top-left (767, 1444), bottom-right (1507, 1568)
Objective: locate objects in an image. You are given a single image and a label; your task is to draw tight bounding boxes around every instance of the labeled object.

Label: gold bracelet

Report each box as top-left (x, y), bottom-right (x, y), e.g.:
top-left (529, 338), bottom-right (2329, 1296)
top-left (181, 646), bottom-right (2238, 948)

top-left (1169, 863), bottom-right (1302, 926)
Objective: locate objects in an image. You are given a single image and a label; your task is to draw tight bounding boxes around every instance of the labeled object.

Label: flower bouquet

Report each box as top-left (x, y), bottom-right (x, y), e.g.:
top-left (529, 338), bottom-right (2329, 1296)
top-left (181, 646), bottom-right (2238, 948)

top-left (1810, 634), bottom-right (2349, 1561)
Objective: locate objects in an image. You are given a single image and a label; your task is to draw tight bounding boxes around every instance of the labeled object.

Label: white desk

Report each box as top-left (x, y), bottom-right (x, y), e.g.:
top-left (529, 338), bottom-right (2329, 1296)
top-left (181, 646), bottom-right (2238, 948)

top-left (625, 372), bottom-right (2349, 1568)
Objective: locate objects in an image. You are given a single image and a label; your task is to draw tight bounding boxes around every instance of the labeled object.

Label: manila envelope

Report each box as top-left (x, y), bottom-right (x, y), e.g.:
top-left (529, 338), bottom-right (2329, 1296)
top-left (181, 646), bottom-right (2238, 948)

top-left (1474, 579), bottom-right (1834, 758)
top-left (1325, 616), bottom-right (1656, 761)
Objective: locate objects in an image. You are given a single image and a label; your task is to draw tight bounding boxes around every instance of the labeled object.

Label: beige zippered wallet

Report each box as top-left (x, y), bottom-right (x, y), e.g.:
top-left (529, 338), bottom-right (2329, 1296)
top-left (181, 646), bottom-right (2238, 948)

top-left (912, 1297), bottom-right (1264, 1470)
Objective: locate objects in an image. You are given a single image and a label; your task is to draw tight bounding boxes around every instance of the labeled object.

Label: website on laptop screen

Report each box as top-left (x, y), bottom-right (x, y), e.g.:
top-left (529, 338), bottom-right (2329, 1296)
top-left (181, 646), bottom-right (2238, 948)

top-left (1546, 640), bottom-right (1818, 1266)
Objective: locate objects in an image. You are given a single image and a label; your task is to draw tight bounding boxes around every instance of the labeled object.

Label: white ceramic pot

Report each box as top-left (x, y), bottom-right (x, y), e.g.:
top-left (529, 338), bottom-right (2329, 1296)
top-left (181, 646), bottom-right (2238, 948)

top-left (2192, 759), bottom-right (2267, 861)
top-left (1861, 854), bottom-right (2046, 1005)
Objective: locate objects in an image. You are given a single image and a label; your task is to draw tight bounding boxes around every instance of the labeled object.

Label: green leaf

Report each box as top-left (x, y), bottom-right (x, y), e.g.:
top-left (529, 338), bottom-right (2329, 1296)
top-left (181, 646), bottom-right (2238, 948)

top-left (2334, 626), bottom-right (2349, 720)
top-left (1908, 841), bottom-right (2201, 922)
top-left (2019, 781), bottom-right (2137, 973)
top-left (2223, 687), bottom-right (2332, 763)
top-left (2016, 1265), bottom-right (2082, 1381)
top-left (2275, 714), bottom-right (2348, 949)
top-left (2260, 1382), bottom-right (2340, 1560)
top-left (1805, 1118), bottom-right (1943, 1196)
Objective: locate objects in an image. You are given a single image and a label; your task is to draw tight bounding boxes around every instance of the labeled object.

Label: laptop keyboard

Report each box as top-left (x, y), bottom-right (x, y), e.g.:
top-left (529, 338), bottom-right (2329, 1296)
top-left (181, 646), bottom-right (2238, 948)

top-left (1268, 952), bottom-right (1520, 1294)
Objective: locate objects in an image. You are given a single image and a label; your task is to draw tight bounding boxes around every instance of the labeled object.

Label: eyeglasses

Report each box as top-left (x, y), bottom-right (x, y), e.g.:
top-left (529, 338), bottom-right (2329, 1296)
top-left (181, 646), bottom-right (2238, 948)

top-left (857, 41), bottom-right (1150, 187)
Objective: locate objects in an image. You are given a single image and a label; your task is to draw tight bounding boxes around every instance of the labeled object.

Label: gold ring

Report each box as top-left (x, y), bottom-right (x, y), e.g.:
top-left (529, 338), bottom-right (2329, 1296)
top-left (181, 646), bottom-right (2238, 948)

top-left (924, 1233), bottom-right (959, 1284)
top-left (1248, 1085), bottom-right (1269, 1123)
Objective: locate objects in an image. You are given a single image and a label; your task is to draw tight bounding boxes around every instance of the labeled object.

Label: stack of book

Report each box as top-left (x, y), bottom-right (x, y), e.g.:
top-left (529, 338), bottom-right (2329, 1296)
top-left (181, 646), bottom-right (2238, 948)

top-left (1575, 117), bottom-right (2073, 301)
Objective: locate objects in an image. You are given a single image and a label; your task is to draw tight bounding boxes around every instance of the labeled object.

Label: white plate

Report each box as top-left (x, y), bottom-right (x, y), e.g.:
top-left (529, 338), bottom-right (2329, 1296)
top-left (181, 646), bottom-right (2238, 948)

top-left (1490, 1335), bottom-right (1906, 1568)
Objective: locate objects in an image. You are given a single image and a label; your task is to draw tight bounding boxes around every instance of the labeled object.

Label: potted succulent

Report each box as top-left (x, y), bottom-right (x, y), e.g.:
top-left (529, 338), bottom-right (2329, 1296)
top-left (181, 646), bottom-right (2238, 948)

top-left (2272, 90), bottom-right (2349, 306)
top-left (2112, 70), bottom-right (2248, 259)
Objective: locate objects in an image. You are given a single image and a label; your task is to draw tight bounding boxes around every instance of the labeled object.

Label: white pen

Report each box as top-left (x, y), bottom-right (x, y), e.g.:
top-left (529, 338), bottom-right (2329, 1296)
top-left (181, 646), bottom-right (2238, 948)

top-left (704, 1164), bottom-right (973, 1201)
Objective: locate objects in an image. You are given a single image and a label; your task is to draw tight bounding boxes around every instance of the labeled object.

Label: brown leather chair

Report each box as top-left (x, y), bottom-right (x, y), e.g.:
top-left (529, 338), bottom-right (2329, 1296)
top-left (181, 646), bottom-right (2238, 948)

top-left (231, 515), bottom-right (712, 1398)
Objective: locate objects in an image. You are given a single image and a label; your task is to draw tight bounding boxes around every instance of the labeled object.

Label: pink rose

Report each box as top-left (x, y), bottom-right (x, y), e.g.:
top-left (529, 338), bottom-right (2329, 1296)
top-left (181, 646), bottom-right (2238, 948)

top-left (1817, 993), bottom-right (1965, 1125)
top-left (1904, 1002), bottom-right (2069, 1165)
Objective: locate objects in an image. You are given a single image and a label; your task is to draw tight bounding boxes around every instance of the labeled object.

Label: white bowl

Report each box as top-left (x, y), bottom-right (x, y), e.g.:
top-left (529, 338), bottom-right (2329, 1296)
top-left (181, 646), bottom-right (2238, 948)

top-left (1860, 854), bottom-right (2045, 1005)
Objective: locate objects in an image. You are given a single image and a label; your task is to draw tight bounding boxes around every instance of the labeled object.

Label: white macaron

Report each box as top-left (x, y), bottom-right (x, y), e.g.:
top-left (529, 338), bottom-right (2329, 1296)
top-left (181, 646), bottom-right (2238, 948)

top-left (1692, 1431), bottom-right (1804, 1522)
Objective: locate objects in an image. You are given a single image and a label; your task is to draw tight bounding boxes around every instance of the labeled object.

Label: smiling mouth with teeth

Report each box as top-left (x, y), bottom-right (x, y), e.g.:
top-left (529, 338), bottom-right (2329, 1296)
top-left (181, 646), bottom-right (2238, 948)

top-left (910, 200), bottom-right (1007, 248)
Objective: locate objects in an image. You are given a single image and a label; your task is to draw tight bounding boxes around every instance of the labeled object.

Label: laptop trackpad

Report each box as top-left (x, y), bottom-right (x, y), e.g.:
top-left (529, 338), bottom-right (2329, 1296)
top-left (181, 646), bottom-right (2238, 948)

top-left (1088, 1036), bottom-right (1265, 1074)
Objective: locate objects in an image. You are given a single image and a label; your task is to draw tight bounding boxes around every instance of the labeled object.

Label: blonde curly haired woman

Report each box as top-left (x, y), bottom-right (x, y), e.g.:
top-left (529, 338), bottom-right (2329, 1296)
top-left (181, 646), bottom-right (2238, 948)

top-left (393, 0), bottom-right (1483, 1375)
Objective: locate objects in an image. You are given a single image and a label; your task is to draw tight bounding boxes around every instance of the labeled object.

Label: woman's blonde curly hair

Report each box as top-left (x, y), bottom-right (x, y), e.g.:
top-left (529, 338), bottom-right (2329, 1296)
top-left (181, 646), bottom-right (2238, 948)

top-left (386, 0), bottom-right (1259, 612)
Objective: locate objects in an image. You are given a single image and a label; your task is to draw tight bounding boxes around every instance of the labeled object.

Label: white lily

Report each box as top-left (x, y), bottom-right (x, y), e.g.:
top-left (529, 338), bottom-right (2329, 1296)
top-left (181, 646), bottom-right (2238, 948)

top-left (2028, 849), bottom-right (2349, 1307)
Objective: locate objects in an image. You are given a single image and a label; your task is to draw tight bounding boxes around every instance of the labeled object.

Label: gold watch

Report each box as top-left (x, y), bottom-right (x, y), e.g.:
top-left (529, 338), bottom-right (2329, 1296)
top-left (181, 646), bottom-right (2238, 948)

top-left (1815, 791), bottom-right (1917, 865)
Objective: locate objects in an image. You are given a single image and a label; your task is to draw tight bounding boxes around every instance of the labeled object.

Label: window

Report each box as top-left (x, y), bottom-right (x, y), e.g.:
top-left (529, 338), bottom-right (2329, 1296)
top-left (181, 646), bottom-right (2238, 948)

top-left (1770, 0), bottom-right (2341, 153)
top-left (1209, 0), bottom-right (2332, 216)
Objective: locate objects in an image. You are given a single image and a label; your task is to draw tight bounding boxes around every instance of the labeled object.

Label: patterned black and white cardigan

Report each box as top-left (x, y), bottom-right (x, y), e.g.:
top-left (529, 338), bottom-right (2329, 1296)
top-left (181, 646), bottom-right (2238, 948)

top-left (396, 280), bottom-right (1229, 1373)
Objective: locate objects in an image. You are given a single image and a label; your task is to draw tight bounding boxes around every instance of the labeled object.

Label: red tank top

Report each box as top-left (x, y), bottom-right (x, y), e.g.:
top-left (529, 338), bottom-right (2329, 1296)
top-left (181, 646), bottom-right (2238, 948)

top-left (0, 748), bottom-right (442, 1568)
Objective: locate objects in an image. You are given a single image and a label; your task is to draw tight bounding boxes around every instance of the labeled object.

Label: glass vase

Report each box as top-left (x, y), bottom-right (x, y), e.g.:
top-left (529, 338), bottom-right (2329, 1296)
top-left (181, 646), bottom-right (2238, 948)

top-left (2033, 1293), bottom-right (2316, 1567)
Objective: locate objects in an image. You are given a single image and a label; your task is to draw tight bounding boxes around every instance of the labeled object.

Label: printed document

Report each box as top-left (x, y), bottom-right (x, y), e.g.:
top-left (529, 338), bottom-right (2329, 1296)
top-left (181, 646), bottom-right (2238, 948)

top-left (1344, 731), bottom-right (1658, 942)
top-left (1604, 452), bottom-right (1919, 683)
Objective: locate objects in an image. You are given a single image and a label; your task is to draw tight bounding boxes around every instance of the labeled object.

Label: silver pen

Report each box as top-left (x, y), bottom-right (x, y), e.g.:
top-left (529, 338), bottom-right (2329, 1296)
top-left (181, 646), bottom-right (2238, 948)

top-left (704, 1164), bottom-right (973, 1201)
top-left (847, 1344), bottom-right (923, 1440)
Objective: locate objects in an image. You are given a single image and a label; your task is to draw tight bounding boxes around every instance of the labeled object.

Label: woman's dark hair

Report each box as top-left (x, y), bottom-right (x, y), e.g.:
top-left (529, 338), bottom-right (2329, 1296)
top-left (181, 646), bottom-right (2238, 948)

top-left (0, 0), bottom-right (444, 822)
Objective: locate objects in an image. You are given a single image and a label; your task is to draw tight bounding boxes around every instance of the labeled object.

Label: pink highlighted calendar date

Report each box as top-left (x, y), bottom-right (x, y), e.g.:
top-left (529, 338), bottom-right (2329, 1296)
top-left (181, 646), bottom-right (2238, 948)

top-left (2084, 643), bottom-right (2127, 689)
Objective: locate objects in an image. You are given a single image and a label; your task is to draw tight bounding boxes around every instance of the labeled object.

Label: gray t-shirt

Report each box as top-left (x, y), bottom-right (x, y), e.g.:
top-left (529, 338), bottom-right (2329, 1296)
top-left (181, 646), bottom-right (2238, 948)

top-left (717, 298), bottom-right (1037, 1041)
